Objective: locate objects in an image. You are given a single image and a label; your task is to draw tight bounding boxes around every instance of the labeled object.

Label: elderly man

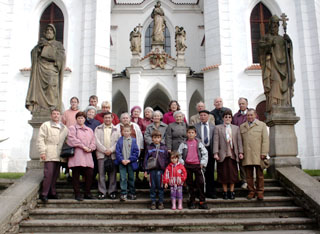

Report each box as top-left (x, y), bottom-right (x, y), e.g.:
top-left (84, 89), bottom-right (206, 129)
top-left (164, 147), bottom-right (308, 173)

top-left (195, 110), bottom-right (217, 199)
top-left (37, 109), bottom-right (68, 202)
top-left (95, 111), bottom-right (121, 200)
top-left (240, 108), bottom-right (269, 201)
top-left (95, 101), bottom-right (120, 125)
top-left (232, 97), bottom-right (249, 189)
top-left (210, 97), bottom-right (231, 125)
top-left (26, 24), bottom-right (65, 114)
top-left (190, 101), bottom-right (215, 126)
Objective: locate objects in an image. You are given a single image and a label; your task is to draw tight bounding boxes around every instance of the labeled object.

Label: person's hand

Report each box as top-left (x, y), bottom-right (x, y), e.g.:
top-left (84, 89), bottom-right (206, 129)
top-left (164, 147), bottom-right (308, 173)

top-left (105, 150), bottom-right (112, 156)
top-left (40, 154), bottom-right (46, 160)
top-left (200, 164), bottom-right (203, 169)
top-left (144, 172), bottom-right (148, 178)
top-left (83, 146), bottom-right (90, 152)
top-left (214, 154), bottom-right (220, 161)
top-left (168, 150), bottom-right (171, 154)
top-left (239, 153), bottom-right (244, 160)
top-left (127, 160), bottom-right (131, 164)
top-left (164, 183), bottom-right (168, 189)
top-left (39, 38), bottom-right (49, 47)
top-left (260, 155), bottom-right (266, 160)
top-left (283, 34), bottom-right (291, 43)
top-left (122, 160), bottom-right (127, 165)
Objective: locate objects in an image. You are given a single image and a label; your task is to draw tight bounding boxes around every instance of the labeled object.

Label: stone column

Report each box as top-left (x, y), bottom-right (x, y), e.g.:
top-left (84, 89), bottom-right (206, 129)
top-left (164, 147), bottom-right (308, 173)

top-left (96, 66), bottom-right (113, 104)
top-left (127, 67), bottom-right (144, 112)
top-left (174, 67), bottom-right (189, 118)
top-left (266, 106), bottom-right (301, 176)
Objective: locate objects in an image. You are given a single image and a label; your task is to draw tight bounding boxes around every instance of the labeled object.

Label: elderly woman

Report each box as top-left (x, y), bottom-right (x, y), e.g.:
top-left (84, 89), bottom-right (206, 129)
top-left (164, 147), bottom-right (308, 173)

top-left (144, 110), bottom-right (168, 145)
top-left (141, 107), bottom-right (153, 135)
top-left (68, 112), bottom-right (96, 201)
top-left (131, 106), bottom-right (144, 130)
top-left (163, 100), bottom-right (187, 125)
top-left (213, 110), bottom-right (243, 200)
top-left (95, 101), bottom-right (120, 125)
top-left (166, 110), bottom-right (187, 153)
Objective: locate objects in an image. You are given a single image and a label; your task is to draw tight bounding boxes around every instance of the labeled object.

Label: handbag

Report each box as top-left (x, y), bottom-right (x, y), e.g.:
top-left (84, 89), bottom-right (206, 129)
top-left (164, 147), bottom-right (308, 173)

top-left (60, 142), bottom-right (74, 158)
top-left (104, 157), bottom-right (114, 172)
top-left (145, 148), bottom-right (159, 170)
top-left (260, 158), bottom-right (270, 170)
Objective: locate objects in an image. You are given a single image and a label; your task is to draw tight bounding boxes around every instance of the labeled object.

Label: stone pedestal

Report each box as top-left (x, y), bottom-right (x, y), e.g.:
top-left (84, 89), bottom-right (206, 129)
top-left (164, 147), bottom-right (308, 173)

top-left (266, 106), bottom-right (301, 176)
top-left (177, 51), bottom-right (185, 67)
top-left (151, 43), bottom-right (164, 53)
top-left (131, 52), bottom-right (141, 67)
top-left (27, 114), bottom-right (50, 170)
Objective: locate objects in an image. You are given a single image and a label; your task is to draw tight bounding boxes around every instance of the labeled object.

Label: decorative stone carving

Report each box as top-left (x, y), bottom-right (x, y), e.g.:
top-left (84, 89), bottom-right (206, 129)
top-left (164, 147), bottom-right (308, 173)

top-left (175, 26), bottom-right (187, 53)
top-left (259, 14), bottom-right (295, 113)
top-left (150, 48), bottom-right (167, 69)
top-left (151, 1), bottom-right (165, 45)
top-left (130, 26), bottom-right (141, 54)
top-left (25, 24), bottom-right (66, 117)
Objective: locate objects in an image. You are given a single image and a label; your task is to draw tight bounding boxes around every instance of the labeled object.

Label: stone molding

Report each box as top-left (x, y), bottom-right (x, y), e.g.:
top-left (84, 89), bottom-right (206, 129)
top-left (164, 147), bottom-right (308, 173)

top-left (19, 67), bottom-right (72, 77)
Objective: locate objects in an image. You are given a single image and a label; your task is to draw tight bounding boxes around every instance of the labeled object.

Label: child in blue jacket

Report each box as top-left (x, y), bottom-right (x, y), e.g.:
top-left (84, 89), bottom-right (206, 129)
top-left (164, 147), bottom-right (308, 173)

top-left (115, 126), bottom-right (139, 201)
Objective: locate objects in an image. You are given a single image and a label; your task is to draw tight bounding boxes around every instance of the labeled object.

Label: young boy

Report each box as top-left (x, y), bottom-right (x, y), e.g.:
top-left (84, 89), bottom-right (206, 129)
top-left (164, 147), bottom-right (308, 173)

top-left (144, 130), bottom-right (169, 210)
top-left (163, 152), bottom-right (187, 210)
top-left (178, 126), bottom-right (208, 209)
top-left (115, 125), bottom-right (139, 201)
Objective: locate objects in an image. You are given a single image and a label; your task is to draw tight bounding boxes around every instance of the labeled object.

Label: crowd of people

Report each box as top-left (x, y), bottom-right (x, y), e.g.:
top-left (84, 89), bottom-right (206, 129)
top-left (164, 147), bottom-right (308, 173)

top-left (36, 95), bottom-right (269, 210)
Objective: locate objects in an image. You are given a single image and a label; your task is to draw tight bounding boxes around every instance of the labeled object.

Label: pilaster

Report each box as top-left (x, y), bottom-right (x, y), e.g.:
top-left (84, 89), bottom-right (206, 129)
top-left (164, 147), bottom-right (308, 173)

top-left (174, 67), bottom-right (189, 118)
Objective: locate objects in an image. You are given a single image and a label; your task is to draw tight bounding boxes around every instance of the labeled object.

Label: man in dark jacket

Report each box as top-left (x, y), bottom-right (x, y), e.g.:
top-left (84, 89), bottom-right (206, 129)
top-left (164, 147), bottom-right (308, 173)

top-left (210, 97), bottom-right (231, 125)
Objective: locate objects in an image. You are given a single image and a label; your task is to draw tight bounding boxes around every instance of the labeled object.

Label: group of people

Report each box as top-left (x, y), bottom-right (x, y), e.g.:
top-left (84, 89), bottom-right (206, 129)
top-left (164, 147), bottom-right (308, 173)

top-left (37, 95), bottom-right (269, 210)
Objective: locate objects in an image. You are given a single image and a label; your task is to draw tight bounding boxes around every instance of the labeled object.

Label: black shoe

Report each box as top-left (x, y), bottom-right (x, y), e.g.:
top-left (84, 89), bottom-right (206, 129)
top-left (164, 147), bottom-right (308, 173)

top-left (48, 194), bottom-right (59, 199)
top-left (97, 193), bottom-right (106, 200)
top-left (198, 201), bottom-right (208, 209)
top-left (188, 201), bottom-right (196, 209)
top-left (127, 194), bottom-right (137, 200)
top-left (228, 191), bottom-right (235, 200)
top-left (222, 192), bottom-right (228, 200)
top-left (40, 195), bottom-right (48, 203)
top-left (75, 195), bottom-right (83, 201)
top-left (206, 193), bottom-right (218, 199)
top-left (109, 192), bottom-right (117, 200)
top-left (120, 194), bottom-right (127, 201)
top-left (84, 194), bottom-right (94, 199)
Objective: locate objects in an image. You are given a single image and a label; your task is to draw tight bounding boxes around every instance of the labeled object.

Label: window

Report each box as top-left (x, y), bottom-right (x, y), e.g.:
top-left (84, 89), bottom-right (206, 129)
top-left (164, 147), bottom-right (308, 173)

top-left (145, 22), bottom-right (171, 55)
top-left (39, 2), bottom-right (64, 43)
top-left (250, 2), bottom-right (272, 63)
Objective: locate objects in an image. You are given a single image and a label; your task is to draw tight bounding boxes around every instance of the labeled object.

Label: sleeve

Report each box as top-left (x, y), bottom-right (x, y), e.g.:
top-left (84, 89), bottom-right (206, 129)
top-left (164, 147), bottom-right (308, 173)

top-left (237, 127), bottom-right (243, 154)
top-left (113, 114), bottom-right (120, 125)
top-left (135, 125), bottom-right (144, 150)
top-left (61, 112), bottom-right (67, 125)
top-left (181, 165), bottom-right (187, 183)
top-left (89, 130), bottom-right (96, 151)
top-left (95, 129), bottom-right (107, 154)
top-left (162, 166), bottom-right (170, 184)
top-left (110, 130), bottom-right (121, 153)
top-left (165, 125), bottom-right (173, 150)
top-left (163, 113), bottom-right (169, 125)
top-left (261, 124), bottom-right (269, 156)
top-left (67, 126), bottom-right (85, 149)
top-left (177, 143), bottom-right (185, 165)
top-left (144, 126), bottom-right (152, 145)
top-left (129, 139), bottom-right (139, 162)
top-left (144, 149), bottom-right (150, 171)
top-left (199, 142), bottom-right (208, 167)
top-left (115, 140), bottom-right (123, 165)
top-left (37, 123), bottom-right (47, 155)
top-left (213, 127), bottom-right (219, 154)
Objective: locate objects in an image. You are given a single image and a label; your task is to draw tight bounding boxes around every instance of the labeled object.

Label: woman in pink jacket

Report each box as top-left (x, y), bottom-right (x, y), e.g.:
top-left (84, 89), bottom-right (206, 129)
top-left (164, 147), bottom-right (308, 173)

top-left (163, 100), bottom-right (187, 125)
top-left (68, 111), bottom-right (96, 201)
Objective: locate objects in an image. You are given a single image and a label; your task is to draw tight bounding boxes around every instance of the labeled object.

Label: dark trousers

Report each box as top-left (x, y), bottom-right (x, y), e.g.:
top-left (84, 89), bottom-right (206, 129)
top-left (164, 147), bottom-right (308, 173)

top-left (71, 166), bottom-right (93, 197)
top-left (119, 163), bottom-right (135, 195)
top-left (41, 161), bottom-right (60, 196)
top-left (149, 169), bottom-right (164, 203)
top-left (204, 146), bottom-right (216, 196)
top-left (239, 160), bottom-right (247, 183)
top-left (92, 151), bottom-right (98, 180)
top-left (245, 165), bottom-right (264, 194)
top-left (185, 164), bottom-right (205, 202)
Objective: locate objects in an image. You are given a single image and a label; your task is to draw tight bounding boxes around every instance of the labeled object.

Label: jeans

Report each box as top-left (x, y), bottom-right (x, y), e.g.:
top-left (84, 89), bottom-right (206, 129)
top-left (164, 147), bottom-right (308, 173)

top-left (119, 163), bottom-right (135, 195)
top-left (149, 169), bottom-right (164, 203)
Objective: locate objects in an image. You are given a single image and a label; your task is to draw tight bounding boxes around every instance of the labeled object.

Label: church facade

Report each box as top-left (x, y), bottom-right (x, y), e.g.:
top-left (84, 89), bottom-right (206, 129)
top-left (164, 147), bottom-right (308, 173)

top-left (0, 0), bottom-right (320, 171)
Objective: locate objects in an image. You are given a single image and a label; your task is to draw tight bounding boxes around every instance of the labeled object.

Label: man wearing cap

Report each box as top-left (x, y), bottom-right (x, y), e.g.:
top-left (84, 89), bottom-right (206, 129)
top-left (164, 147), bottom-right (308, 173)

top-left (195, 110), bottom-right (217, 199)
top-left (26, 24), bottom-right (65, 114)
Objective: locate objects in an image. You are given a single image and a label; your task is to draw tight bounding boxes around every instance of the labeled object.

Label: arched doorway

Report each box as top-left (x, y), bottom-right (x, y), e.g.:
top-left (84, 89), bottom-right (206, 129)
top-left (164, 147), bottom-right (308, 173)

top-left (256, 100), bottom-right (266, 122)
top-left (112, 91), bottom-right (128, 118)
top-left (144, 85), bottom-right (171, 115)
top-left (188, 90), bottom-right (203, 120)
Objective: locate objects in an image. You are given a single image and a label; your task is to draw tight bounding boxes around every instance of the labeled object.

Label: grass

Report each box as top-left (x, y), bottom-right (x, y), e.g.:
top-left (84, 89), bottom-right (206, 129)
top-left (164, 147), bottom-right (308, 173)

top-left (0, 173), bottom-right (24, 179)
top-left (303, 170), bottom-right (320, 177)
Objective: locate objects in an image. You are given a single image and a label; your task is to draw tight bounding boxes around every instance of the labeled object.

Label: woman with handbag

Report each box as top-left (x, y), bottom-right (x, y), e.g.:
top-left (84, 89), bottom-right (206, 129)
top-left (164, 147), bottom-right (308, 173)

top-left (68, 111), bottom-right (96, 201)
top-left (95, 111), bottom-right (121, 200)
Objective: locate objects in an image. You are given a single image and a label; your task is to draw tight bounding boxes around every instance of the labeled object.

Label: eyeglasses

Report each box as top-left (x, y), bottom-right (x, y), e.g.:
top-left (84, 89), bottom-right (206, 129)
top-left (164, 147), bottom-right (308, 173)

top-left (224, 116), bottom-right (232, 119)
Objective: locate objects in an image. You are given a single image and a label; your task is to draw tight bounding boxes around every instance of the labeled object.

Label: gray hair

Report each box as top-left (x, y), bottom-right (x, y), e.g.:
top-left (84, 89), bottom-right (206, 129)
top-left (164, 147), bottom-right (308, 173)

top-left (153, 110), bottom-right (163, 119)
top-left (144, 106), bottom-right (154, 117)
top-left (120, 112), bottom-right (130, 121)
top-left (173, 110), bottom-right (185, 119)
top-left (85, 106), bottom-right (97, 113)
top-left (238, 97), bottom-right (248, 103)
top-left (247, 108), bottom-right (257, 114)
top-left (101, 101), bottom-right (111, 107)
top-left (214, 97), bottom-right (223, 103)
top-left (196, 101), bottom-right (205, 108)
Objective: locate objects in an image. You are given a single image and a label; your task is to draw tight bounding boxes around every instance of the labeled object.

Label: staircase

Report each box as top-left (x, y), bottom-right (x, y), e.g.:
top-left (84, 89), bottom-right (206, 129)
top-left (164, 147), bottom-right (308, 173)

top-left (19, 179), bottom-right (319, 233)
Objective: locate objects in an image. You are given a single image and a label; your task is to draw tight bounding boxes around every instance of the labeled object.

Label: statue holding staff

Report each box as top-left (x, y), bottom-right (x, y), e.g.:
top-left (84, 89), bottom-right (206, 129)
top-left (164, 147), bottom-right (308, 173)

top-left (259, 14), bottom-right (295, 113)
top-left (130, 26), bottom-right (142, 54)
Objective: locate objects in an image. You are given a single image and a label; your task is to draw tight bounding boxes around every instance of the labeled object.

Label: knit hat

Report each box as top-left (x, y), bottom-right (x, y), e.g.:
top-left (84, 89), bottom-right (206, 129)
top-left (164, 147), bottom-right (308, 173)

top-left (130, 106), bottom-right (142, 114)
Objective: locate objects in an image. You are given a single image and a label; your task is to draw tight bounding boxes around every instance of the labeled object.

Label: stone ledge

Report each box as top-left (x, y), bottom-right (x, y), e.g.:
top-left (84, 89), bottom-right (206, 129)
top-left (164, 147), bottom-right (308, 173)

top-left (276, 167), bottom-right (320, 226)
top-left (0, 169), bottom-right (43, 234)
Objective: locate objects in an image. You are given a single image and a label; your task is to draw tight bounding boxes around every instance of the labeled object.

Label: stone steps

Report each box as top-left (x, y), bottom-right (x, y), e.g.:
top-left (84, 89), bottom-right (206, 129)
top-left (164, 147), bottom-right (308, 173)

top-left (29, 206), bottom-right (306, 220)
top-left (19, 217), bottom-right (318, 233)
top-left (36, 196), bottom-right (296, 209)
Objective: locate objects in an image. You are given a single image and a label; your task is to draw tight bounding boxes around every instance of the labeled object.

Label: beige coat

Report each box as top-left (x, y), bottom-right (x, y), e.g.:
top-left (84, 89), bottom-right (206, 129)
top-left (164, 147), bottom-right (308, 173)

top-left (37, 121), bottom-right (68, 162)
top-left (95, 124), bottom-right (121, 160)
top-left (190, 113), bottom-right (215, 126)
top-left (240, 119), bottom-right (269, 166)
top-left (213, 124), bottom-right (243, 163)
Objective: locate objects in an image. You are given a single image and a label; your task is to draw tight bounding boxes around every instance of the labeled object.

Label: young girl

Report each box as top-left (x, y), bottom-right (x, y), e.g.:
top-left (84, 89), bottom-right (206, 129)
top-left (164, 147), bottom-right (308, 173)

top-left (163, 152), bottom-right (187, 210)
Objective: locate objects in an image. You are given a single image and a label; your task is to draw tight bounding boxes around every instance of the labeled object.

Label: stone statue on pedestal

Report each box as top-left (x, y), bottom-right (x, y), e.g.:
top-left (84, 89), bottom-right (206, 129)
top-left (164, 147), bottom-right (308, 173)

top-left (130, 26), bottom-right (141, 54)
top-left (259, 15), bottom-right (295, 113)
top-left (175, 26), bottom-right (187, 53)
top-left (151, 1), bottom-right (165, 44)
top-left (25, 24), bottom-right (66, 116)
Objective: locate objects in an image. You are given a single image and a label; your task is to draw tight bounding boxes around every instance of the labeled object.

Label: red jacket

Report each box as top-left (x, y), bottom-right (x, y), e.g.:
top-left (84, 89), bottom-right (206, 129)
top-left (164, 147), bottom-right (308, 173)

top-left (95, 112), bottom-right (120, 126)
top-left (163, 162), bottom-right (187, 186)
